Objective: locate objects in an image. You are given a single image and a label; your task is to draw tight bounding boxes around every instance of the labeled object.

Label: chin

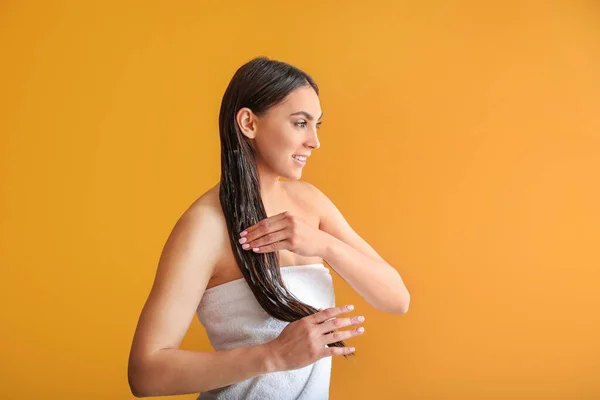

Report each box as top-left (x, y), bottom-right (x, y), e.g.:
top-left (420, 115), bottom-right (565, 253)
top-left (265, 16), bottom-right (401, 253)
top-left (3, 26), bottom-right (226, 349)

top-left (279, 168), bottom-right (302, 180)
top-left (282, 172), bottom-right (302, 181)
top-left (277, 159), bottom-right (304, 180)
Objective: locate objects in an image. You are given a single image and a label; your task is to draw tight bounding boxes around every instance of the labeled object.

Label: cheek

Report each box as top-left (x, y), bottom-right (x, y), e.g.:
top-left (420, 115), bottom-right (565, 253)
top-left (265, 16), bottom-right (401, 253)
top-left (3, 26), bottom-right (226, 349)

top-left (258, 126), bottom-right (296, 158)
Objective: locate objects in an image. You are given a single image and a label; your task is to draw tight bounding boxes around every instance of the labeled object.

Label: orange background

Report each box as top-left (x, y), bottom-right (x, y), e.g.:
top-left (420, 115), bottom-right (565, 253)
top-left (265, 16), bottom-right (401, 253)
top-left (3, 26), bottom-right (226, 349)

top-left (1, 1), bottom-right (599, 399)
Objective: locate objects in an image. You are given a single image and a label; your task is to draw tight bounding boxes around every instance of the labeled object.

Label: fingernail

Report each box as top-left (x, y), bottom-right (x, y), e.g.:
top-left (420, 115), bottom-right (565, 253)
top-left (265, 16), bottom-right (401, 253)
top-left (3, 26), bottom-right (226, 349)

top-left (357, 327), bottom-right (365, 333)
top-left (347, 305), bottom-right (354, 310)
top-left (239, 237), bottom-right (247, 244)
top-left (252, 248), bottom-right (260, 252)
top-left (240, 231), bottom-right (247, 237)
top-left (357, 316), bottom-right (365, 322)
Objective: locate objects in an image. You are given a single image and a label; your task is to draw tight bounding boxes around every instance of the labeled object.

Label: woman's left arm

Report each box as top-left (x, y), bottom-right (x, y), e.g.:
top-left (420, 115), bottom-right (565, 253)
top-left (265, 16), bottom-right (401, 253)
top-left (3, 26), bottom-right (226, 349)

top-left (308, 183), bottom-right (410, 315)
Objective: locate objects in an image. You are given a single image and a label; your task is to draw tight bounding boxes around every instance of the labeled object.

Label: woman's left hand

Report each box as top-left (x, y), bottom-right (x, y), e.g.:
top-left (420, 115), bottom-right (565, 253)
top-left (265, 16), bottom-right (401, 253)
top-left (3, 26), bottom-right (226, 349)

top-left (238, 211), bottom-right (327, 257)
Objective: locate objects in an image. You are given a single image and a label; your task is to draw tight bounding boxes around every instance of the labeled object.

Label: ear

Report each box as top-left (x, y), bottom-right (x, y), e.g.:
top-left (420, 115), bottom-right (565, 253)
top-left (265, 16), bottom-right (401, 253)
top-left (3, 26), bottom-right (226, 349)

top-left (236, 107), bottom-right (258, 139)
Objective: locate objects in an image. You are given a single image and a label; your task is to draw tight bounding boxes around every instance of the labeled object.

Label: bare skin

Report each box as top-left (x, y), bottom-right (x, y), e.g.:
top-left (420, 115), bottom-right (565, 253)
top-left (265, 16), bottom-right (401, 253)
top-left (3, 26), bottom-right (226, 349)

top-left (127, 180), bottom-right (365, 397)
top-left (200, 180), bottom-right (324, 290)
top-left (128, 86), bottom-right (368, 397)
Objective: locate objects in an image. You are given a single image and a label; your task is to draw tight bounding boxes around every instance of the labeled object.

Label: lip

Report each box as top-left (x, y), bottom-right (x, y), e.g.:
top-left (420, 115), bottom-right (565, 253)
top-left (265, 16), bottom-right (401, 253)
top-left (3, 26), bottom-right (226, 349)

top-left (292, 155), bottom-right (307, 166)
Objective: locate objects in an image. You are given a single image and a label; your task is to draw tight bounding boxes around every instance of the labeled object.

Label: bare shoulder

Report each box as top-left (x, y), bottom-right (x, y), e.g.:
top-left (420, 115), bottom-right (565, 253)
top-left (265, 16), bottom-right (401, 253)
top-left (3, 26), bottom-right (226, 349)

top-left (186, 182), bottom-right (226, 228)
top-left (283, 179), bottom-right (323, 202)
top-left (174, 182), bottom-right (229, 271)
top-left (283, 180), bottom-right (328, 215)
top-left (186, 181), bottom-right (221, 214)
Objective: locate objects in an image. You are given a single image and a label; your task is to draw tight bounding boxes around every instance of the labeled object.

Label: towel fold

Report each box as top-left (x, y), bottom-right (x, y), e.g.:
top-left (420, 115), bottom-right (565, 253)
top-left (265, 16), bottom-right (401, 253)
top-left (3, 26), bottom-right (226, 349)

top-left (196, 263), bottom-right (336, 400)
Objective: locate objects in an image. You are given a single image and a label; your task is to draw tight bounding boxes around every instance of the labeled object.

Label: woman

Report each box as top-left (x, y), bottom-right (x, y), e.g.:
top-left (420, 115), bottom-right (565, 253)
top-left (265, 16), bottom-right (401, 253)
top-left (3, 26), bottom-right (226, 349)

top-left (127, 57), bottom-right (410, 399)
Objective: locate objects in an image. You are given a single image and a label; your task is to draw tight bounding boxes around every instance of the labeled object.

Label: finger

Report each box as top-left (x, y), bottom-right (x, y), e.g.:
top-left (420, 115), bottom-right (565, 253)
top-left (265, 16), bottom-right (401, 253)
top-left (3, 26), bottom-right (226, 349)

top-left (310, 305), bottom-right (354, 325)
top-left (243, 226), bottom-right (289, 249)
top-left (240, 211), bottom-right (290, 237)
top-left (240, 217), bottom-right (289, 244)
top-left (317, 315), bottom-right (365, 335)
top-left (250, 239), bottom-right (290, 254)
top-left (321, 346), bottom-right (356, 358)
top-left (321, 326), bottom-right (365, 346)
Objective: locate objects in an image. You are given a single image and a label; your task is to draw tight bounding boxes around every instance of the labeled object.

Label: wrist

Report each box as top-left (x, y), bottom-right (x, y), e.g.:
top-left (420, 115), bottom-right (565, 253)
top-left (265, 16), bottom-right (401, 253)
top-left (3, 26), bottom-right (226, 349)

top-left (319, 231), bottom-right (337, 260)
top-left (259, 341), bottom-right (281, 374)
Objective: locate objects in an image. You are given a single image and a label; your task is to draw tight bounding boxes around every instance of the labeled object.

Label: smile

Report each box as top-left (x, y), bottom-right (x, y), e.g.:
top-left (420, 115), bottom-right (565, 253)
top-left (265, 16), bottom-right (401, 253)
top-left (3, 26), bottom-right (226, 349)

top-left (292, 155), bottom-right (307, 166)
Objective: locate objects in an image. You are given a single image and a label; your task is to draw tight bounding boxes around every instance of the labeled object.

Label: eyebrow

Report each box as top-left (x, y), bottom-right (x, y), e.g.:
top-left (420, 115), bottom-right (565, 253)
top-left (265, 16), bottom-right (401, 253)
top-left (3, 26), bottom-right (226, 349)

top-left (289, 111), bottom-right (323, 121)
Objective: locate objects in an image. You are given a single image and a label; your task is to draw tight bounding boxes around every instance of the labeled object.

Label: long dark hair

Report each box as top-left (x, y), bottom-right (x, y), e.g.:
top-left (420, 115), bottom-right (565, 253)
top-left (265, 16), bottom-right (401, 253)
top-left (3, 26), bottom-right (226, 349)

top-left (218, 57), bottom-right (352, 356)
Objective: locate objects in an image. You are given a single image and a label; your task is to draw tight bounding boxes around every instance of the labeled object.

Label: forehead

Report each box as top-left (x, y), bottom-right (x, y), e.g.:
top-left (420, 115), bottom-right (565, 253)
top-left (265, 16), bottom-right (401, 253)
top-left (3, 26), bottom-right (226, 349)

top-left (275, 86), bottom-right (321, 115)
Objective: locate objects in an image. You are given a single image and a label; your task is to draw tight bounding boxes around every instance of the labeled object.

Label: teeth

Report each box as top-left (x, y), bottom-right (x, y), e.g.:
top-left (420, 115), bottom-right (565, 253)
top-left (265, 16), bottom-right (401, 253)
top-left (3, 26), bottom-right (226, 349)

top-left (293, 155), bottom-right (307, 161)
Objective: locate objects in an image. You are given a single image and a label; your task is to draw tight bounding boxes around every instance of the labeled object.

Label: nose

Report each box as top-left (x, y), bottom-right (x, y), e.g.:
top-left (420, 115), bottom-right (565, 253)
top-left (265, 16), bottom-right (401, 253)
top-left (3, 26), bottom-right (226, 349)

top-left (306, 128), bottom-right (320, 150)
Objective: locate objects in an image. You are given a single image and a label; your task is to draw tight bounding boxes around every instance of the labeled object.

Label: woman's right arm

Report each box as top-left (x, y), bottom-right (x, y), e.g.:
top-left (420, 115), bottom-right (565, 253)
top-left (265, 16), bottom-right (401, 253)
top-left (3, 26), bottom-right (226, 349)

top-left (127, 204), bottom-right (276, 398)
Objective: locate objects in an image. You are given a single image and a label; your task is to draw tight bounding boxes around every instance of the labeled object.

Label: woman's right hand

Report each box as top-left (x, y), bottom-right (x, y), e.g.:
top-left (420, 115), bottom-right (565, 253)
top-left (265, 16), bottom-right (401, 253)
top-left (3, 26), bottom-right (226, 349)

top-left (264, 305), bottom-right (365, 372)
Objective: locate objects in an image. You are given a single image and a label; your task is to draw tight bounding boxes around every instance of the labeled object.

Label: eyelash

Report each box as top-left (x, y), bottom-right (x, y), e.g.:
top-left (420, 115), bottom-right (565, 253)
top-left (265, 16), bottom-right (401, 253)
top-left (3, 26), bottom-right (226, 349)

top-left (296, 121), bottom-right (322, 130)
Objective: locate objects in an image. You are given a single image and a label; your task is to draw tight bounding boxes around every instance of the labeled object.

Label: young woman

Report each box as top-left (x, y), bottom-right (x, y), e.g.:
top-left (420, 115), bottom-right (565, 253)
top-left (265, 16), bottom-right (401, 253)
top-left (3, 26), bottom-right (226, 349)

top-left (128, 57), bottom-right (410, 399)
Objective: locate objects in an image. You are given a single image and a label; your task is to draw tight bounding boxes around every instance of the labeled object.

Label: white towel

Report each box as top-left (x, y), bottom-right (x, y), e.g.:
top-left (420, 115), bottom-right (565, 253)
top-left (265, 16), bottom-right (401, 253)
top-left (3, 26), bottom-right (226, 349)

top-left (195, 263), bottom-right (336, 400)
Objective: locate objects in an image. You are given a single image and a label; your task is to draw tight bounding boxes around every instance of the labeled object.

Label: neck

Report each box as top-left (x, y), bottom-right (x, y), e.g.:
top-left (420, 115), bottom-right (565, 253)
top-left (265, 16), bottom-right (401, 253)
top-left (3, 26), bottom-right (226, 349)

top-left (255, 161), bottom-right (286, 211)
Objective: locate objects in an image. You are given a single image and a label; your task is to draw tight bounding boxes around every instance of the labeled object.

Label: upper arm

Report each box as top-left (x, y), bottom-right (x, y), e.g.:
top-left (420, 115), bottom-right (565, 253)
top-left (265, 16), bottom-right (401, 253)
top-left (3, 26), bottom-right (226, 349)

top-left (304, 182), bottom-right (386, 263)
top-left (128, 205), bottom-right (224, 367)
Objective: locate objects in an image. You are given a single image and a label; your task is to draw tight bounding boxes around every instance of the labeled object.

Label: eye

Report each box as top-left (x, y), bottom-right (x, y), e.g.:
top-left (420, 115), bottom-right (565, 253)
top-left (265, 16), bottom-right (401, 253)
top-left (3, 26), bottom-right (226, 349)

top-left (295, 121), bottom-right (307, 128)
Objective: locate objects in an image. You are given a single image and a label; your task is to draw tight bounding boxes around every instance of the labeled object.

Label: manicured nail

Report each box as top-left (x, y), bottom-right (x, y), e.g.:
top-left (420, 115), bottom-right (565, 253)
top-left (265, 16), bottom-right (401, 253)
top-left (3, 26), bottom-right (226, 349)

top-left (357, 316), bottom-right (365, 322)
top-left (239, 237), bottom-right (247, 244)
top-left (252, 248), bottom-right (260, 252)
top-left (240, 231), bottom-right (247, 237)
top-left (347, 305), bottom-right (354, 310)
top-left (242, 244), bottom-right (250, 249)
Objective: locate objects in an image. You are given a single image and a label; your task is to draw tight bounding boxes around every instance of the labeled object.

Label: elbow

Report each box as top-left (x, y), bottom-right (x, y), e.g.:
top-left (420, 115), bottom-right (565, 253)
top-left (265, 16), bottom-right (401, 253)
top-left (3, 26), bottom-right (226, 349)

top-left (128, 369), bottom-right (146, 398)
top-left (386, 269), bottom-right (410, 315)
top-left (128, 359), bottom-right (153, 398)
top-left (374, 287), bottom-right (410, 315)
top-left (129, 375), bottom-right (155, 398)
top-left (129, 378), bottom-right (145, 398)
top-left (398, 299), bottom-right (410, 315)
top-left (130, 387), bottom-right (145, 399)
top-left (390, 290), bottom-right (410, 315)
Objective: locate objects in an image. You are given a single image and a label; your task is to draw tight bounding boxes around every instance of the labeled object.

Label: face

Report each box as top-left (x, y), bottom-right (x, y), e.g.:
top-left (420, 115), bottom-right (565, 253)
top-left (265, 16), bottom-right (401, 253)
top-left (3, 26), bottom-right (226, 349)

top-left (237, 85), bottom-right (322, 180)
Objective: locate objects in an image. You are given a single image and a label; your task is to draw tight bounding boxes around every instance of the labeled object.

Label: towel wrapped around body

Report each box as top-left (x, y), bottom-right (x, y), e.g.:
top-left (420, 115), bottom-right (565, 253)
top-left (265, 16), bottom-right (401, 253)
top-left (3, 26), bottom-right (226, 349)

top-left (196, 263), bottom-right (336, 400)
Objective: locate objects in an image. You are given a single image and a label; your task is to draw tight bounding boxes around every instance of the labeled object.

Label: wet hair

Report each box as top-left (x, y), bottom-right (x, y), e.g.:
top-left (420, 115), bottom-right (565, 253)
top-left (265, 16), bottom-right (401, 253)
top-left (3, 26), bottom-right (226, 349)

top-left (218, 56), bottom-right (351, 356)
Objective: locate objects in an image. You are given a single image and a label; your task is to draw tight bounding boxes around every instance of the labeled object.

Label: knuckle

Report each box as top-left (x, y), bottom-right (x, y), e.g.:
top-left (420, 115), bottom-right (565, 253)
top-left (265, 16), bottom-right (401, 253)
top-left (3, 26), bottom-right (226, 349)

top-left (332, 318), bottom-right (342, 328)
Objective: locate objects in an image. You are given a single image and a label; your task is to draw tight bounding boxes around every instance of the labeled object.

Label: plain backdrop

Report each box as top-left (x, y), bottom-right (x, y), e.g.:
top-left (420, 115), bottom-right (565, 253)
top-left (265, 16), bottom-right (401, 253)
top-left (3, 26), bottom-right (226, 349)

top-left (1, 1), bottom-right (599, 399)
